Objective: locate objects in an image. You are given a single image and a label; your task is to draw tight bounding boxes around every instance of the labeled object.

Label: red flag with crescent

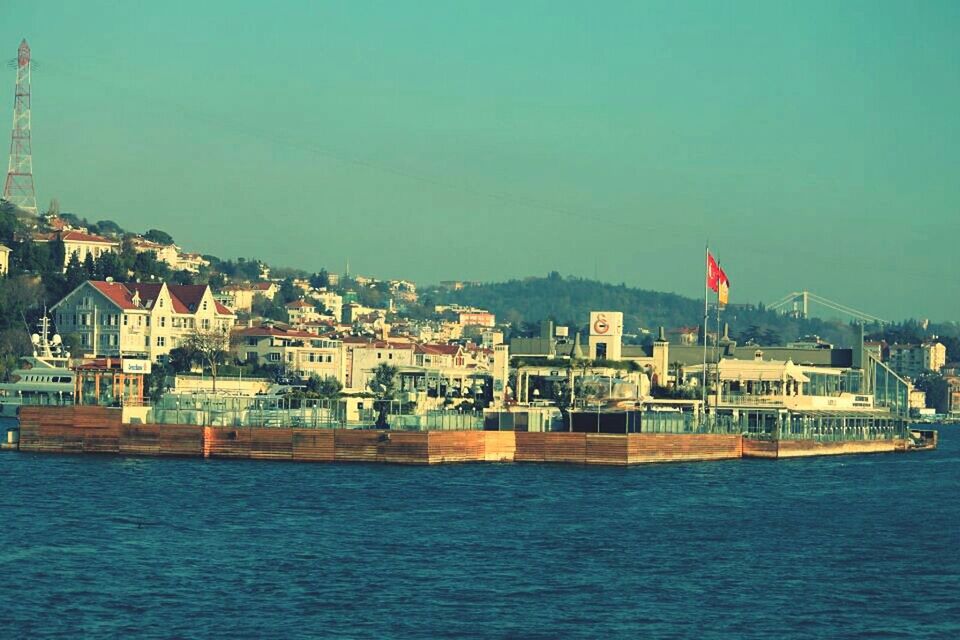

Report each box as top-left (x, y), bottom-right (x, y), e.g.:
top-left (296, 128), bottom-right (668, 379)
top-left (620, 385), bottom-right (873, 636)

top-left (707, 252), bottom-right (721, 292)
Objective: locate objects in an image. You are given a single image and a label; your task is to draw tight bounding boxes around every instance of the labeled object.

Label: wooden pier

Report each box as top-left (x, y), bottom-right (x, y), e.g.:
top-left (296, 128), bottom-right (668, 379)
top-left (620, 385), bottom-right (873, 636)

top-left (13, 406), bottom-right (926, 466)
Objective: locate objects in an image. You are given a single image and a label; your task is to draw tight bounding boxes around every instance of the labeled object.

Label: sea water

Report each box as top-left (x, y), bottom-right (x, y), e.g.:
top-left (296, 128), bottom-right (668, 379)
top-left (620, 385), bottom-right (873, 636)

top-left (1, 424), bottom-right (958, 639)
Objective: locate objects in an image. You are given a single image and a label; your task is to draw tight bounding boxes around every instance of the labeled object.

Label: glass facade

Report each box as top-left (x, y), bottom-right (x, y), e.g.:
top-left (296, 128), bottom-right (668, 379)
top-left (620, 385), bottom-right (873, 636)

top-left (868, 355), bottom-right (909, 416)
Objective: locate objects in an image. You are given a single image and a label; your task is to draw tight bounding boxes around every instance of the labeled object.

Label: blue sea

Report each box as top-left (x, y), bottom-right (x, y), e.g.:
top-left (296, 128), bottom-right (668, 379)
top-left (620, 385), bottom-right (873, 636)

top-left (1, 423), bottom-right (958, 639)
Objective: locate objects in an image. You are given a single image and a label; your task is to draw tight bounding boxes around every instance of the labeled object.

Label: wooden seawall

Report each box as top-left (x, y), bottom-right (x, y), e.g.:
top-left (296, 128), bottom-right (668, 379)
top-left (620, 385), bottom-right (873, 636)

top-left (15, 407), bottom-right (917, 465)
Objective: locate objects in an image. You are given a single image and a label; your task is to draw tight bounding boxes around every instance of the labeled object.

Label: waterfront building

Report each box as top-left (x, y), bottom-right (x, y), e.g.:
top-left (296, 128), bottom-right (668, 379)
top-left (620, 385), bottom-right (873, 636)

top-left (51, 280), bottom-right (236, 361)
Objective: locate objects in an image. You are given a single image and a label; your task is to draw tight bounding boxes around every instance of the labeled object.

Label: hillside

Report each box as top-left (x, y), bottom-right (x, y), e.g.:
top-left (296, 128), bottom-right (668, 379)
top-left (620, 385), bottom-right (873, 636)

top-left (433, 272), bottom-right (864, 347)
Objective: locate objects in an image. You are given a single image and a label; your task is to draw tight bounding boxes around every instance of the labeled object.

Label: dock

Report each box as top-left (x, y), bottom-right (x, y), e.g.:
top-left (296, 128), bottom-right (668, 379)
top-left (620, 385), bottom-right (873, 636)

top-left (7, 406), bottom-right (934, 465)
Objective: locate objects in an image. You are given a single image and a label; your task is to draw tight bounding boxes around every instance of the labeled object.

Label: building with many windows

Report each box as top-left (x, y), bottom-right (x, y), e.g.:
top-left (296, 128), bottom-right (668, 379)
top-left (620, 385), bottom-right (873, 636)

top-left (234, 325), bottom-right (344, 381)
top-left (33, 230), bottom-right (120, 270)
top-left (887, 342), bottom-right (947, 380)
top-left (52, 280), bottom-right (236, 361)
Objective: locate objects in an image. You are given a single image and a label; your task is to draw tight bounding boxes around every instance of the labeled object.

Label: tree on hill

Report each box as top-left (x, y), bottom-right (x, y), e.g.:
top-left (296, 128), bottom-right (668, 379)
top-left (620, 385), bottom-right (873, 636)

top-left (92, 220), bottom-right (123, 236)
top-left (144, 229), bottom-right (174, 245)
top-left (93, 251), bottom-right (124, 281)
top-left (310, 269), bottom-right (330, 289)
top-left (64, 253), bottom-right (87, 292)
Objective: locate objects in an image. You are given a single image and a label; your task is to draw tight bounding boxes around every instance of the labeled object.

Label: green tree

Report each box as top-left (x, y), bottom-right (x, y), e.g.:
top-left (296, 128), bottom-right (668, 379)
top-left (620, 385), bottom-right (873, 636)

top-left (144, 229), bottom-right (174, 245)
top-left (93, 220), bottom-right (123, 236)
top-left (310, 269), bottom-right (330, 289)
top-left (64, 253), bottom-right (87, 292)
top-left (368, 363), bottom-right (399, 428)
top-left (82, 252), bottom-right (95, 278)
top-left (914, 374), bottom-right (948, 414)
top-left (278, 277), bottom-right (298, 304)
top-left (307, 374), bottom-right (342, 398)
top-left (167, 346), bottom-right (196, 374)
top-left (93, 251), bottom-right (124, 281)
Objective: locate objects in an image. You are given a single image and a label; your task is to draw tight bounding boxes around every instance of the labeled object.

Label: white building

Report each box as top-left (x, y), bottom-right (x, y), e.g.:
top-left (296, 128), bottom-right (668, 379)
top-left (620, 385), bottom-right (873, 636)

top-left (220, 282), bottom-right (278, 312)
top-left (888, 342), bottom-right (947, 379)
top-left (52, 280), bottom-right (236, 361)
top-left (0, 243), bottom-right (10, 275)
top-left (310, 290), bottom-right (343, 322)
top-left (34, 230), bottom-right (120, 270)
top-left (234, 325), bottom-right (344, 381)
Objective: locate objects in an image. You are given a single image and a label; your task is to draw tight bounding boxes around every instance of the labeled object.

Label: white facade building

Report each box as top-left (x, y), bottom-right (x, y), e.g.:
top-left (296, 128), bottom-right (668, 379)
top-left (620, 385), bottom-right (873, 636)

top-left (52, 280), bottom-right (236, 361)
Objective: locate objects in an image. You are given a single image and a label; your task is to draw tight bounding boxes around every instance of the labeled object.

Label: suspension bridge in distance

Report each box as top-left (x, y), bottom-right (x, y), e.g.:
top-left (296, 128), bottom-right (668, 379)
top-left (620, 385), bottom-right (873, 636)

top-left (767, 290), bottom-right (887, 325)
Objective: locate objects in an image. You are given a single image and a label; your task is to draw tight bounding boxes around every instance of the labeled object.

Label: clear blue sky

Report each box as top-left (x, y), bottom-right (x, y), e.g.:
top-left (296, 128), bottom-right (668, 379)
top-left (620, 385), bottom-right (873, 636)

top-left (2, 1), bottom-right (958, 320)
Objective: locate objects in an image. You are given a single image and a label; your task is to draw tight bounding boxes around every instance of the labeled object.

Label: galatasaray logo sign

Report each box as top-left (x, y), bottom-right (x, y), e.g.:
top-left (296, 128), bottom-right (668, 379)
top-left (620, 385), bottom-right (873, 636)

top-left (592, 313), bottom-right (610, 335)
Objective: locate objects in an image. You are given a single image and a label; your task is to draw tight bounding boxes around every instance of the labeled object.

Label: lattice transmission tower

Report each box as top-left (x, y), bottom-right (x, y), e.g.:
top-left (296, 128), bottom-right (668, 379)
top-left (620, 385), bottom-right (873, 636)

top-left (4, 39), bottom-right (37, 214)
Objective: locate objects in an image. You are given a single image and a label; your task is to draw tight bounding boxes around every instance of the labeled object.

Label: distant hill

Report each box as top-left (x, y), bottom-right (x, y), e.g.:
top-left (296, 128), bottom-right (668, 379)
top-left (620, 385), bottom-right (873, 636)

top-left (432, 273), bottom-right (864, 347)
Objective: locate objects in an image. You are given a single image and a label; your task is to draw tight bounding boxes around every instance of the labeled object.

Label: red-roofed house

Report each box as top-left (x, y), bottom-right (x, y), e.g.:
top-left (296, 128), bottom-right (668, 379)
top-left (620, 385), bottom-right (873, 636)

top-left (33, 230), bottom-right (120, 270)
top-left (234, 325), bottom-right (344, 381)
top-left (51, 280), bottom-right (236, 361)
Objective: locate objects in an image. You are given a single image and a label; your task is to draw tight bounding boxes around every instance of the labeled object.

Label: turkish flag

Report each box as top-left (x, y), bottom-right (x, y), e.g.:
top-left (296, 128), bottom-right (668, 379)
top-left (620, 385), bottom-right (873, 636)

top-left (707, 252), bottom-right (720, 292)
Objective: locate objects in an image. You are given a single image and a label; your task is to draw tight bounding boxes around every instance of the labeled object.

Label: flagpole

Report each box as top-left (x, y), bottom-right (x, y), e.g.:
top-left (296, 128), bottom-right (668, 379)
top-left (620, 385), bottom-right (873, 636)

top-left (702, 244), bottom-right (709, 415)
top-left (716, 278), bottom-right (722, 412)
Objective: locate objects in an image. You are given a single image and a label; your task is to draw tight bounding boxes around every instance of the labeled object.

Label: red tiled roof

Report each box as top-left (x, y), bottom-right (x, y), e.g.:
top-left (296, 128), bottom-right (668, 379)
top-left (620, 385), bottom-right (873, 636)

top-left (416, 343), bottom-right (462, 356)
top-left (168, 284), bottom-right (209, 313)
top-left (61, 230), bottom-right (118, 245)
top-left (126, 283), bottom-right (164, 308)
top-left (80, 281), bottom-right (234, 317)
top-left (88, 281), bottom-right (139, 310)
top-left (286, 299), bottom-right (312, 309)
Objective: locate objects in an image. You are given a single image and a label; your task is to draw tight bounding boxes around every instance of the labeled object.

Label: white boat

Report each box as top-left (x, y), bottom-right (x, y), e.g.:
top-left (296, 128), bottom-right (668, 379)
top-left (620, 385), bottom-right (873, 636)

top-left (0, 314), bottom-right (75, 417)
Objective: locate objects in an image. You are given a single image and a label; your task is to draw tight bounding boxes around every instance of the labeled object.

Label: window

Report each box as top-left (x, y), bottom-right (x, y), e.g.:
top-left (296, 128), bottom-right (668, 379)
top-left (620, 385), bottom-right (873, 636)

top-left (159, 299), bottom-right (164, 308)
top-left (146, 317), bottom-right (151, 327)
top-left (81, 334), bottom-right (90, 346)
top-left (202, 301), bottom-right (208, 311)
top-left (202, 319), bottom-right (211, 330)
top-left (268, 352), bottom-right (281, 362)
top-left (123, 315), bottom-right (128, 326)
top-left (157, 336), bottom-right (166, 347)
top-left (159, 317), bottom-right (166, 328)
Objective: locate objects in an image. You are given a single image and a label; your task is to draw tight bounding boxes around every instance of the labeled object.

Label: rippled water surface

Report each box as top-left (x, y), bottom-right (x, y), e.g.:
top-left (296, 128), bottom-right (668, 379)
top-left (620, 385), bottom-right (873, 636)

top-left (1, 426), bottom-right (958, 639)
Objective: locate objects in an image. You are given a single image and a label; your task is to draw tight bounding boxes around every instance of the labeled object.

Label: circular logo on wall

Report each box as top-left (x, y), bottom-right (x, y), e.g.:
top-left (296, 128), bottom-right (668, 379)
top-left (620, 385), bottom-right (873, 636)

top-left (593, 314), bottom-right (609, 334)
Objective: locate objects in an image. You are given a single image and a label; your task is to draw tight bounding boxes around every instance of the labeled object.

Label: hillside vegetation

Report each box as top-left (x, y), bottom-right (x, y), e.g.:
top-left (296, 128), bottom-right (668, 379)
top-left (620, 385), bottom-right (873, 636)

top-left (434, 272), bottom-right (865, 347)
